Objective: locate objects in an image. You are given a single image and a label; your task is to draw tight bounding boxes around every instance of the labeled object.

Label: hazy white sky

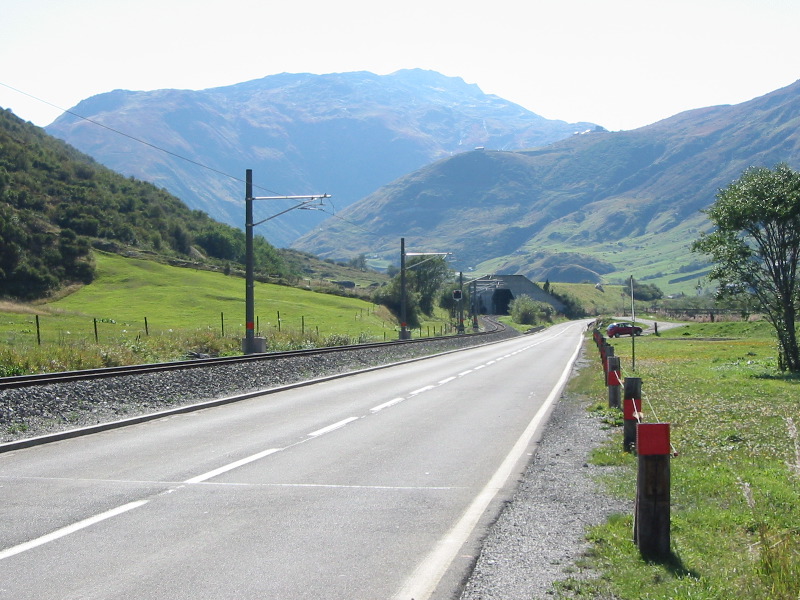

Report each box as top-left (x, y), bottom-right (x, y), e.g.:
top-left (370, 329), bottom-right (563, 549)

top-left (1, 0), bottom-right (798, 131)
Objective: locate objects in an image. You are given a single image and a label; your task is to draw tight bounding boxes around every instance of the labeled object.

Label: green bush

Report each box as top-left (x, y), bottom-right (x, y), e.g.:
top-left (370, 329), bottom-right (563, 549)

top-left (510, 294), bottom-right (553, 325)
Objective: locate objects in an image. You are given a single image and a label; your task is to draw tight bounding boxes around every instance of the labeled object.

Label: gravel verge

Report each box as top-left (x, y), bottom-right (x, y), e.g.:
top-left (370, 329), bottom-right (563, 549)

top-left (459, 349), bottom-right (629, 599)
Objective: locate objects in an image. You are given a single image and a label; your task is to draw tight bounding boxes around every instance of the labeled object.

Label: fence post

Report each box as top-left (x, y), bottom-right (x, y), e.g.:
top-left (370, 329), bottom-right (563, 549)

top-left (144, 316), bottom-right (149, 336)
top-left (35, 315), bottom-right (41, 346)
top-left (623, 377), bottom-right (642, 452)
top-left (635, 422), bottom-right (671, 559)
top-left (93, 318), bottom-right (99, 343)
top-left (607, 356), bottom-right (621, 408)
top-left (603, 343), bottom-right (615, 381)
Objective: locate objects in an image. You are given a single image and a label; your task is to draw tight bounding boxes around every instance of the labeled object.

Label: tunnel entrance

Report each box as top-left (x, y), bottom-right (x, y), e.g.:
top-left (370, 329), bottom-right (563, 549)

top-left (492, 288), bottom-right (514, 315)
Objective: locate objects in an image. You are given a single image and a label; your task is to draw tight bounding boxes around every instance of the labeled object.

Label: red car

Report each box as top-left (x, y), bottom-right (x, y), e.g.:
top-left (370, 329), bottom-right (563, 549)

top-left (606, 322), bottom-right (643, 337)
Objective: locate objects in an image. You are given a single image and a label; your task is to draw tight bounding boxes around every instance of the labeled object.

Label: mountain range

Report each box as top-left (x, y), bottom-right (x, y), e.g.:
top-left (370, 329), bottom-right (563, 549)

top-left (293, 79), bottom-right (800, 292)
top-left (45, 69), bottom-right (596, 247)
top-left (40, 71), bottom-right (800, 293)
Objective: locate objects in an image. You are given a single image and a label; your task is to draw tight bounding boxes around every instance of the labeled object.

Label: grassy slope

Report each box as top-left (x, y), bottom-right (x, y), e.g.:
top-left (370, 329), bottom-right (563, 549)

top-left (1, 252), bottom-right (387, 339)
top-left (0, 252), bottom-right (453, 373)
top-left (564, 321), bottom-right (800, 599)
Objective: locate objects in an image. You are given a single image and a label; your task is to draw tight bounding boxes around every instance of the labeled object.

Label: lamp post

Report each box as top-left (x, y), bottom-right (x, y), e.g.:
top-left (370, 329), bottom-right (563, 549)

top-left (243, 169), bottom-right (330, 354)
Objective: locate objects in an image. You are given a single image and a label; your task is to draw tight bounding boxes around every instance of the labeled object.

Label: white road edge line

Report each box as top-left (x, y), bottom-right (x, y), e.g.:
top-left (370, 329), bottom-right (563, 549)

top-left (184, 448), bottom-right (283, 484)
top-left (0, 500), bottom-right (149, 561)
top-left (307, 417), bottom-right (360, 438)
top-left (392, 324), bottom-right (585, 600)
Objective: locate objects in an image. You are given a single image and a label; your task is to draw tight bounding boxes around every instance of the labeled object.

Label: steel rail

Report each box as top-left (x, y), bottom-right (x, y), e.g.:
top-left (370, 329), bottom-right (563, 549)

top-left (0, 320), bottom-right (504, 390)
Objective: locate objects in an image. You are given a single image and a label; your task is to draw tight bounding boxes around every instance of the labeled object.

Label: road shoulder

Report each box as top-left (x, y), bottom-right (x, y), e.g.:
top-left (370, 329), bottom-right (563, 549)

top-left (459, 350), bottom-right (630, 599)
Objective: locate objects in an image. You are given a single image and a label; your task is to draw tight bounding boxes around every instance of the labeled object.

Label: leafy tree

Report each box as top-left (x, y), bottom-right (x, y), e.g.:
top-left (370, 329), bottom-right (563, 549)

top-left (347, 254), bottom-right (367, 270)
top-left (371, 277), bottom-right (421, 328)
top-left (624, 278), bottom-right (664, 301)
top-left (406, 256), bottom-right (452, 315)
top-left (692, 164), bottom-right (800, 372)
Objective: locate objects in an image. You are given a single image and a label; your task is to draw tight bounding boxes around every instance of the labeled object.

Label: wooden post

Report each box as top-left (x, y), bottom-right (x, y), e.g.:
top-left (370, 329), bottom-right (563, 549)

top-left (144, 316), bottom-right (149, 336)
top-left (35, 314), bottom-right (41, 346)
top-left (623, 377), bottom-right (642, 452)
top-left (603, 344), bottom-right (615, 381)
top-left (635, 423), bottom-right (671, 559)
top-left (607, 356), bottom-right (622, 408)
top-left (93, 318), bottom-right (99, 343)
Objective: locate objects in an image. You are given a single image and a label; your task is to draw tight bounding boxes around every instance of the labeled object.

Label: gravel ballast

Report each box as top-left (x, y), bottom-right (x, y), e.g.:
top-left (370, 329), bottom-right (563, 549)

top-left (1, 329), bottom-right (625, 598)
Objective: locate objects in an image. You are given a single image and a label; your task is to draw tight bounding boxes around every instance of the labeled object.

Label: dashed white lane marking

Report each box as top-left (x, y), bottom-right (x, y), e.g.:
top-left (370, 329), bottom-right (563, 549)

top-left (307, 417), bottom-right (360, 438)
top-left (0, 500), bottom-right (149, 561)
top-left (371, 398), bottom-right (406, 413)
top-left (184, 448), bottom-right (283, 484)
top-left (410, 385), bottom-right (436, 396)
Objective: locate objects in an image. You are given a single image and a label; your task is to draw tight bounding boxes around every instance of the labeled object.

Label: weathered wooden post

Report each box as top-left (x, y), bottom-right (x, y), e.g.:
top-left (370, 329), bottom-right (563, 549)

top-left (607, 356), bottom-right (622, 408)
top-left (635, 422), bottom-right (671, 559)
top-left (603, 343), bottom-right (615, 381)
top-left (623, 377), bottom-right (642, 452)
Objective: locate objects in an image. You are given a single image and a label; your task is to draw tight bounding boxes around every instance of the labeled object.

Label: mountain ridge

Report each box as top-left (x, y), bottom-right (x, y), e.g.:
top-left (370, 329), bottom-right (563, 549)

top-left (293, 78), bottom-right (800, 292)
top-left (46, 69), bottom-right (597, 246)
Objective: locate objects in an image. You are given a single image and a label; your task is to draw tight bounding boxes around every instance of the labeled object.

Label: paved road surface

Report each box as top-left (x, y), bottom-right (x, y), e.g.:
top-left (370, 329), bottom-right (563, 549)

top-left (0, 321), bottom-right (587, 599)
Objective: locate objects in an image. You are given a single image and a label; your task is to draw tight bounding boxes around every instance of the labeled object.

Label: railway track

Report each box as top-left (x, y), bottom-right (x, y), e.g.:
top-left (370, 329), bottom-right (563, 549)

top-left (0, 319), bottom-right (504, 391)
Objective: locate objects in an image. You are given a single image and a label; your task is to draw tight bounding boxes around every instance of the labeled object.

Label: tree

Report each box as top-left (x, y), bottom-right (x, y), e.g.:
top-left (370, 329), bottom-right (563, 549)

top-left (692, 164), bottom-right (800, 372)
top-left (625, 278), bottom-right (663, 301)
top-left (406, 256), bottom-right (452, 315)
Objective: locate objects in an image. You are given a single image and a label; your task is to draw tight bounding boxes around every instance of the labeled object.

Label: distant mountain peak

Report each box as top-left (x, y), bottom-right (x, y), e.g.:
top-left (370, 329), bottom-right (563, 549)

top-left (47, 70), bottom-right (597, 246)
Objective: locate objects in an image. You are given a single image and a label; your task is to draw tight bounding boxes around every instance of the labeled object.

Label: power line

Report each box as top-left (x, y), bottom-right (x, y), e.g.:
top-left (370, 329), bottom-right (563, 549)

top-left (0, 81), bottom-right (285, 197)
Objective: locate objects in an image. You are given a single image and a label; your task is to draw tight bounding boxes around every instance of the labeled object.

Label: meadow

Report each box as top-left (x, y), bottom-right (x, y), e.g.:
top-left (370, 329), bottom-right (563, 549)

top-left (561, 320), bottom-right (800, 599)
top-left (0, 252), bottom-right (453, 375)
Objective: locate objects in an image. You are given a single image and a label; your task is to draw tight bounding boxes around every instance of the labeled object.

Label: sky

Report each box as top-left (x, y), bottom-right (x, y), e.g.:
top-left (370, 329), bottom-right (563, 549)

top-left (1, 0), bottom-right (799, 132)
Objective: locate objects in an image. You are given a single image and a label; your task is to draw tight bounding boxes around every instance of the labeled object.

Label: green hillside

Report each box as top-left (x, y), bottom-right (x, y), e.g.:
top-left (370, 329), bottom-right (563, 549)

top-left (0, 108), bottom-right (289, 299)
top-left (0, 251), bottom-right (425, 375)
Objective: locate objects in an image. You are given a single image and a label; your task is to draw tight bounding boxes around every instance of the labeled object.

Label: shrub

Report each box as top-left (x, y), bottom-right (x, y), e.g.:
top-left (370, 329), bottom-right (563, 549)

top-left (510, 295), bottom-right (553, 325)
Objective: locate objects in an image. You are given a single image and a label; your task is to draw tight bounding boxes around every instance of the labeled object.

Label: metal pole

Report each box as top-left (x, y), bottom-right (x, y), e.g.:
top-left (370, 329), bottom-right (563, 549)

top-left (457, 271), bottom-right (465, 333)
top-left (245, 169), bottom-right (255, 350)
top-left (399, 237), bottom-right (409, 339)
top-left (630, 275), bottom-right (636, 371)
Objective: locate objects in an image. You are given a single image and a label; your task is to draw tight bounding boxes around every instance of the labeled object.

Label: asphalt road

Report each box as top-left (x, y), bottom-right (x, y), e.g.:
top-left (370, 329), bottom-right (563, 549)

top-left (0, 321), bottom-right (587, 600)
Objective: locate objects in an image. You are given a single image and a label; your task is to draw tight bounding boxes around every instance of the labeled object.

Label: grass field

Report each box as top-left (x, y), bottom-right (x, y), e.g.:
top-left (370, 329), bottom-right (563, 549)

top-left (0, 252), bottom-right (454, 374)
top-left (561, 320), bottom-right (800, 599)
